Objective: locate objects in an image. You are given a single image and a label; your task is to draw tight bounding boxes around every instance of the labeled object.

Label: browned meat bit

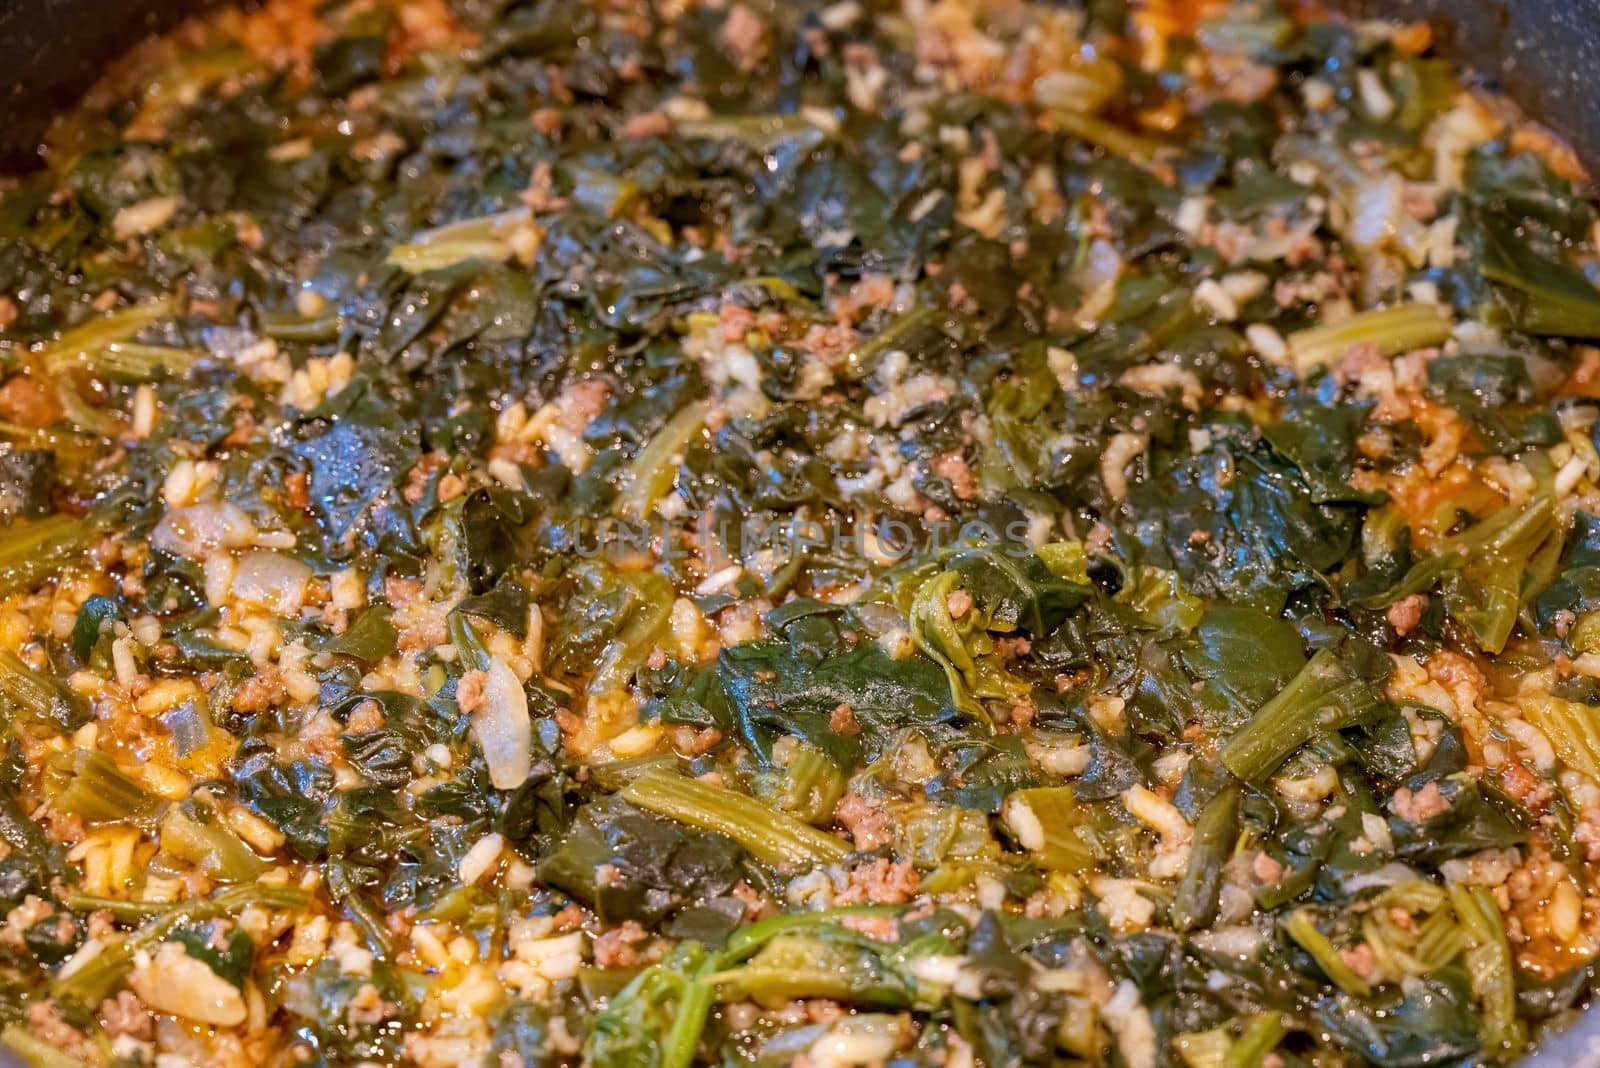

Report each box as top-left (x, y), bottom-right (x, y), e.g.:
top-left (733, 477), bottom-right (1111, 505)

top-left (284, 469), bottom-right (311, 510)
top-left (1503, 762), bottom-right (1556, 815)
top-left (837, 858), bottom-right (920, 905)
top-left (621, 111), bottom-right (672, 139)
top-left (557, 378), bottom-right (613, 435)
top-left (994, 636), bottom-right (1031, 658)
top-left (1252, 851), bottom-right (1285, 885)
top-left (1387, 594), bottom-right (1426, 637)
top-left (345, 699), bottom-right (385, 734)
top-left (456, 669), bottom-right (488, 714)
top-left (390, 0), bottom-right (471, 62)
top-left (234, 666), bottom-right (289, 713)
top-left (929, 450), bottom-right (977, 501)
top-left (520, 161), bottom-right (568, 213)
top-left (1428, 649), bottom-right (1488, 692)
top-left (832, 274), bottom-right (896, 327)
top-left (720, 4), bottom-right (767, 72)
top-left (798, 322), bottom-right (858, 365)
top-left (592, 920), bottom-right (650, 968)
top-left (531, 107), bottom-right (564, 135)
top-left (437, 470), bottom-right (467, 502)
top-left (729, 880), bottom-right (773, 920)
top-left (555, 707), bottom-right (585, 740)
top-left (87, 910), bottom-right (116, 941)
top-left (346, 982), bottom-right (397, 1027)
top-left (1023, 889), bottom-right (1066, 917)
top-left (1565, 346), bottom-right (1600, 394)
top-left (841, 912), bottom-right (899, 940)
top-left (0, 375), bottom-right (60, 427)
top-left (719, 303), bottom-right (759, 343)
top-left (385, 575), bottom-right (422, 605)
top-left (669, 724), bottom-right (723, 755)
top-left (1573, 809), bottom-right (1600, 863)
top-left (40, 808), bottom-right (85, 843)
top-left (25, 1002), bottom-right (96, 1062)
top-left (1335, 341), bottom-right (1387, 384)
top-left (1392, 781), bottom-right (1450, 823)
top-left (402, 453), bottom-right (447, 503)
top-left (98, 990), bottom-right (154, 1041)
top-left (223, 404), bottom-right (259, 447)
top-left (1340, 943), bottom-right (1377, 981)
top-left (833, 792), bottom-right (895, 851)
top-left (829, 702), bottom-right (861, 736)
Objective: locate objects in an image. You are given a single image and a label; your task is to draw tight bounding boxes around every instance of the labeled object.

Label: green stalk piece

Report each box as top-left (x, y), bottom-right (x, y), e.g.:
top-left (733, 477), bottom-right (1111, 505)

top-left (1448, 883), bottom-right (1526, 1057)
top-left (1286, 303), bottom-right (1452, 373)
top-left (619, 769), bottom-right (852, 870)
top-left (52, 883), bottom-right (310, 1004)
top-left (0, 648), bottom-right (89, 730)
top-left (1284, 909), bottom-right (1372, 997)
top-left (1171, 786), bottom-right (1240, 931)
top-left (1220, 649), bottom-right (1378, 782)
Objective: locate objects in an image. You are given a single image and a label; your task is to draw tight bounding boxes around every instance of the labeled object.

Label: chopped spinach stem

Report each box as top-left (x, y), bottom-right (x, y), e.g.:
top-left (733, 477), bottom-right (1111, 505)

top-left (1450, 883), bottom-right (1528, 1056)
top-left (1285, 908), bottom-right (1373, 997)
top-left (1170, 785), bottom-right (1240, 931)
top-left (619, 768), bottom-right (852, 870)
top-left (1286, 302), bottom-right (1453, 372)
top-left (1224, 1014), bottom-right (1290, 1068)
top-left (1220, 648), bottom-right (1381, 783)
top-left (1, 1024), bottom-right (94, 1068)
top-left (0, 648), bottom-right (88, 730)
top-left (45, 749), bottom-right (165, 826)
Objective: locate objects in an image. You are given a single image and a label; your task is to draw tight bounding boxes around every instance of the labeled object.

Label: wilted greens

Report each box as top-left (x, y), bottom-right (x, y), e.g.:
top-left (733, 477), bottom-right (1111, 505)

top-left (0, 0), bottom-right (1599, 1065)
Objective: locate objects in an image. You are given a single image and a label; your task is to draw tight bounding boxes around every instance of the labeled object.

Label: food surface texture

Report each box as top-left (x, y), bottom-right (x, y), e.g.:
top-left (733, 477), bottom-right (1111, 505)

top-left (4, 0), bottom-right (1600, 1065)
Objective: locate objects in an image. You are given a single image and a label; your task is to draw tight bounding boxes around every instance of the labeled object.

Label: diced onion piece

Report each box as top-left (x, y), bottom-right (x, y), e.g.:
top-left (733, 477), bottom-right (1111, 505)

top-left (473, 656), bottom-right (532, 789)
top-left (129, 942), bottom-right (246, 1026)
top-left (458, 832), bottom-right (505, 884)
top-left (809, 1014), bottom-right (909, 1068)
top-left (1348, 174), bottom-right (1401, 250)
top-left (1071, 238), bottom-right (1122, 328)
top-left (112, 196), bottom-right (181, 241)
top-left (151, 502), bottom-right (257, 560)
top-left (230, 550), bottom-right (312, 614)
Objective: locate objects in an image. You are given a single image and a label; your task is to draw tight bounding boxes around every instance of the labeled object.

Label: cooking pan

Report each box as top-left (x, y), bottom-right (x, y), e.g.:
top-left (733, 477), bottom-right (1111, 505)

top-left (2, 0), bottom-right (1600, 1063)
top-left (6, 0), bottom-right (1600, 173)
